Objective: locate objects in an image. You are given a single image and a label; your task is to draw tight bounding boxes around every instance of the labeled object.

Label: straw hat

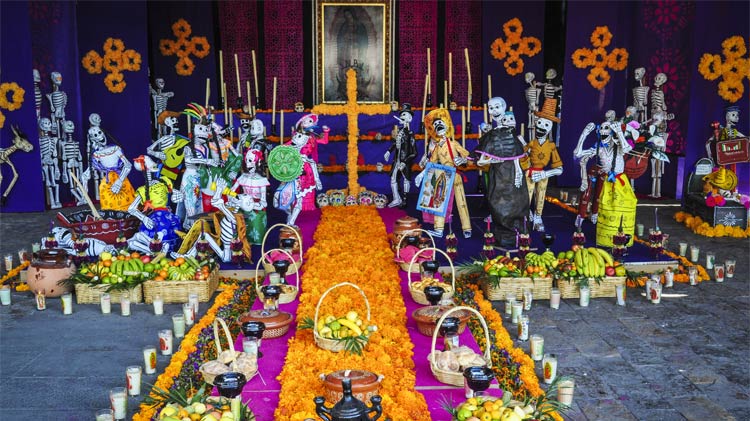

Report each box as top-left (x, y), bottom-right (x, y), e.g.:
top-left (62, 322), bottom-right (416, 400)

top-left (534, 98), bottom-right (561, 123)
top-left (703, 167), bottom-right (738, 191)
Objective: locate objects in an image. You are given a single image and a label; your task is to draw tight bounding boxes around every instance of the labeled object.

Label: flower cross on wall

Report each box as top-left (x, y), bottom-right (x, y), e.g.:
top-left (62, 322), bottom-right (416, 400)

top-left (489, 18), bottom-right (542, 76)
top-left (159, 18), bottom-right (211, 77)
top-left (571, 26), bottom-right (629, 90)
top-left (698, 36), bottom-right (750, 103)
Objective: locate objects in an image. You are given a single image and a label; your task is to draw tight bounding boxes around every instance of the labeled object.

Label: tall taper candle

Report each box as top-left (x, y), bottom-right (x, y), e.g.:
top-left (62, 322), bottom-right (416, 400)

top-left (484, 104), bottom-right (488, 124)
top-left (219, 50), bottom-right (225, 106)
top-left (205, 78), bottom-right (210, 109)
top-left (464, 48), bottom-right (472, 95)
top-left (488, 74), bottom-right (492, 99)
top-left (444, 80), bottom-right (448, 110)
top-left (422, 74), bottom-right (429, 152)
top-left (280, 110), bottom-right (284, 143)
top-left (251, 50), bottom-right (259, 99)
top-left (234, 54), bottom-right (241, 100)
top-left (461, 106), bottom-right (466, 148)
top-left (187, 116), bottom-right (191, 136)
top-left (427, 48), bottom-right (431, 94)
top-left (449, 52), bottom-right (453, 94)
top-left (223, 82), bottom-right (229, 122)
top-left (272, 77), bottom-right (277, 125)
top-left (246, 81), bottom-right (252, 111)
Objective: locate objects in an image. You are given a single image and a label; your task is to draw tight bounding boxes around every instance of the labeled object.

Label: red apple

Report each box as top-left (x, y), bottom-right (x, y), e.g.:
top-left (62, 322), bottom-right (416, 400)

top-left (605, 266), bottom-right (615, 277)
top-left (140, 255), bottom-right (151, 264)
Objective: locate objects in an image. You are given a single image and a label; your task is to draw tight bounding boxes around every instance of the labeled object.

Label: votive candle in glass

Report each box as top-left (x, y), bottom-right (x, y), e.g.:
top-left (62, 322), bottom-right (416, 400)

top-left (714, 263), bottom-right (725, 283)
top-left (678, 242), bottom-right (688, 256)
top-left (615, 284), bottom-right (626, 306)
top-left (725, 260), bottom-right (736, 278)
top-left (158, 329), bottom-right (173, 355)
top-left (557, 378), bottom-right (576, 407)
top-left (4, 254), bottom-right (13, 271)
top-left (126, 366), bottom-right (142, 396)
top-left (511, 302), bottom-right (523, 324)
top-left (579, 286), bottom-right (590, 307)
top-left (109, 387), bottom-right (127, 420)
top-left (268, 273), bottom-right (281, 285)
top-left (517, 315), bottom-right (529, 341)
top-left (243, 336), bottom-right (259, 357)
top-left (542, 354), bottom-right (557, 384)
top-left (100, 293), bottom-right (111, 314)
top-left (664, 268), bottom-right (674, 288)
top-left (183, 303), bottom-right (194, 326)
top-left (505, 293), bottom-right (515, 317)
top-left (143, 346), bottom-right (157, 374)
top-left (636, 224), bottom-right (645, 237)
top-left (705, 253), bottom-right (715, 270)
top-left (688, 266), bottom-right (697, 286)
top-left (172, 314), bottom-right (186, 338)
top-left (31, 242), bottom-right (41, 253)
top-left (689, 245), bottom-right (700, 263)
top-left (152, 295), bottom-right (164, 315)
top-left (529, 334), bottom-right (544, 361)
top-left (0, 286), bottom-right (11, 306)
top-left (550, 288), bottom-right (561, 310)
top-left (61, 293), bottom-right (73, 315)
top-left (120, 298), bottom-right (131, 316)
top-left (188, 293), bottom-right (199, 316)
top-left (95, 409), bottom-right (114, 421)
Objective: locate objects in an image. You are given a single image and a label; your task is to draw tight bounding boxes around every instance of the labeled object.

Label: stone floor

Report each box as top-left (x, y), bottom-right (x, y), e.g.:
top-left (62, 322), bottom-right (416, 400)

top-left (0, 196), bottom-right (748, 420)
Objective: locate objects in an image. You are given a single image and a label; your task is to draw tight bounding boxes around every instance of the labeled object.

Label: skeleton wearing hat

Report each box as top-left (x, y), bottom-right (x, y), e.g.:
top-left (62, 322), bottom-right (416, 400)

top-left (473, 97), bottom-right (530, 248)
top-left (274, 125), bottom-right (323, 226)
top-left (416, 108), bottom-right (472, 238)
top-left (525, 98), bottom-right (563, 232)
top-left (229, 149), bottom-right (270, 244)
top-left (706, 105), bottom-right (745, 165)
top-left (384, 103), bottom-right (417, 207)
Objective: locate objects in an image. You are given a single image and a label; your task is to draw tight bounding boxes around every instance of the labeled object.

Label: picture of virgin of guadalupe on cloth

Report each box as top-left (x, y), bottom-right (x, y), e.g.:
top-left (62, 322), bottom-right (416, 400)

top-left (416, 162), bottom-right (456, 218)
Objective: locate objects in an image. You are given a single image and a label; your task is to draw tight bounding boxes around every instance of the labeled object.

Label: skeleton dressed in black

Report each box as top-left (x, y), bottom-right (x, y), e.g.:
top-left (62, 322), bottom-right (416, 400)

top-left (384, 103), bottom-right (417, 208)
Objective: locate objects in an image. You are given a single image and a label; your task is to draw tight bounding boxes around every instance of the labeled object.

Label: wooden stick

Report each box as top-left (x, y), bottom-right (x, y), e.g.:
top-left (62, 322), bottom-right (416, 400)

top-left (205, 78), bottom-right (211, 109)
top-left (427, 48), bottom-right (431, 94)
top-left (448, 52), bottom-right (453, 94)
top-left (422, 74), bottom-right (429, 152)
top-left (484, 103), bottom-right (488, 124)
top-left (487, 74), bottom-right (492, 100)
top-left (69, 171), bottom-right (101, 220)
top-left (234, 54), bottom-right (241, 101)
top-left (223, 82), bottom-right (229, 123)
top-left (271, 77), bottom-right (277, 125)
top-left (219, 50), bottom-right (225, 107)
top-left (443, 80), bottom-right (448, 110)
top-left (251, 50), bottom-right (259, 99)
top-left (464, 48), bottom-right (472, 95)
top-left (461, 106), bottom-right (466, 148)
top-left (280, 110), bottom-right (284, 143)
top-left (246, 81), bottom-right (252, 112)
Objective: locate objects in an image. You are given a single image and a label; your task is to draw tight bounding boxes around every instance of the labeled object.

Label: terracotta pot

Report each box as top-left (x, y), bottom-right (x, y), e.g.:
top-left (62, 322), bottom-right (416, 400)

top-left (392, 216), bottom-right (421, 250)
top-left (27, 249), bottom-right (75, 297)
top-left (238, 309), bottom-right (293, 339)
top-left (320, 369), bottom-right (383, 404)
top-left (412, 305), bottom-right (470, 337)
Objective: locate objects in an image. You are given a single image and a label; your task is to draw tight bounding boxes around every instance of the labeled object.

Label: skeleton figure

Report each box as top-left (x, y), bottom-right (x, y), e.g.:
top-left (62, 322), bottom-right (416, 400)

top-left (60, 120), bottom-right (86, 205)
top-left (147, 111), bottom-right (180, 161)
top-left (180, 119), bottom-right (217, 225)
top-left (81, 124), bottom-right (135, 211)
top-left (150, 78), bottom-right (174, 137)
top-left (525, 98), bottom-right (564, 232)
top-left (127, 155), bottom-right (182, 254)
top-left (384, 103), bottom-right (417, 208)
top-left (706, 106), bottom-right (744, 165)
top-left (33, 69), bottom-right (42, 122)
top-left (43, 227), bottom-right (115, 257)
top-left (645, 111), bottom-right (670, 198)
top-left (273, 127), bottom-right (322, 226)
top-left (632, 67), bottom-right (650, 124)
top-left (38, 118), bottom-right (62, 209)
top-left (0, 126), bottom-right (34, 206)
top-left (241, 116), bottom-right (273, 177)
top-left (540, 69), bottom-right (562, 101)
top-left (47, 72), bottom-right (67, 136)
top-left (85, 114), bottom-right (106, 199)
top-left (524, 72), bottom-right (542, 140)
top-left (229, 150), bottom-right (269, 245)
top-left (574, 118), bottom-right (633, 226)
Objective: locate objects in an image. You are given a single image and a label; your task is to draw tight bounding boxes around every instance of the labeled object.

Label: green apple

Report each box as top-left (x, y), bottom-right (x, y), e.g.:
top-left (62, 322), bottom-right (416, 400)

top-left (100, 252), bottom-right (113, 261)
top-left (457, 408), bottom-right (473, 421)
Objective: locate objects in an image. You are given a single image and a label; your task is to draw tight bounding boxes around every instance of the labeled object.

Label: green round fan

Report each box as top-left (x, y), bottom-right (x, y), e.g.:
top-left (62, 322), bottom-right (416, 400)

top-left (267, 145), bottom-right (304, 182)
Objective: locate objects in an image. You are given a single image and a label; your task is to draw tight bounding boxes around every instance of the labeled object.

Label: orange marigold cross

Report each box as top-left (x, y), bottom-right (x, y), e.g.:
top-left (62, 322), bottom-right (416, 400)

top-left (81, 38), bottom-right (142, 94)
top-left (698, 36), bottom-right (750, 103)
top-left (571, 26), bottom-right (628, 90)
top-left (159, 18), bottom-right (211, 77)
top-left (489, 18), bottom-right (542, 76)
top-left (312, 69), bottom-right (391, 195)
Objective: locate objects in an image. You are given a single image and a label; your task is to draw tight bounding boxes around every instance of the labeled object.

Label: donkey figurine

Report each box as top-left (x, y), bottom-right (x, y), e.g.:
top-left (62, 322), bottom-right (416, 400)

top-left (1, 125), bottom-right (34, 206)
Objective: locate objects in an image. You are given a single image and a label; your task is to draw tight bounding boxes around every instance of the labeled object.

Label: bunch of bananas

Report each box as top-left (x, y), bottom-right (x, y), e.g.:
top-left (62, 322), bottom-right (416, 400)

top-left (167, 263), bottom-right (199, 281)
top-left (524, 251), bottom-right (558, 269)
top-left (316, 311), bottom-right (371, 339)
top-left (110, 258), bottom-right (145, 277)
top-left (574, 247), bottom-right (614, 278)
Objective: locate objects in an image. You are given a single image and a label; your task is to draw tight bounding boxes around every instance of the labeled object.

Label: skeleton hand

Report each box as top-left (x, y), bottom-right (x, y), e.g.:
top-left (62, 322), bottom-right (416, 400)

top-left (142, 217), bottom-right (155, 230)
top-left (454, 156), bottom-right (468, 166)
top-left (207, 158), bottom-right (220, 167)
top-left (111, 180), bottom-right (123, 194)
top-left (531, 171), bottom-right (547, 182)
top-left (80, 169), bottom-right (90, 186)
top-left (583, 123), bottom-right (596, 136)
top-left (414, 170), bottom-right (425, 187)
top-left (514, 173), bottom-right (522, 188)
top-left (384, 151), bottom-right (390, 161)
top-left (580, 180), bottom-right (588, 192)
top-left (62, 170), bottom-right (69, 184)
top-left (171, 190), bottom-right (184, 203)
top-left (398, 162), bottom-right (406, 171)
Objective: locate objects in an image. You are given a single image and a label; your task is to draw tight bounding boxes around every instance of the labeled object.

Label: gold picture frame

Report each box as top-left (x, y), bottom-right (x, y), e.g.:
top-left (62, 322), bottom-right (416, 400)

top-left (314, 0), bottom-right (393, 104)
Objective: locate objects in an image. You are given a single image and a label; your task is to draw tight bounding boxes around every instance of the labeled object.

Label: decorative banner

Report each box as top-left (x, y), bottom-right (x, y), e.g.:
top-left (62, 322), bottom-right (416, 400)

top-left (697, 36), bottom-right (749, 103)
top-left (0, 1), bottom-right (46, 212)
top-left (217, 1), bottom-right (259, 105)
top-left (159, 19), bottom-right (211, 77)
top-left (397, 0), bottom-right (438, 105)
top-left (81, 38), bottom-right (143, 93)
top-left (571, 26), bottom-right (629, 90)
top-left (263, 1), bottom-right (304, 109)
top-left (444, 0), bottom-right (483, 109)
top-left (489, 18), bottom-right (542, 76)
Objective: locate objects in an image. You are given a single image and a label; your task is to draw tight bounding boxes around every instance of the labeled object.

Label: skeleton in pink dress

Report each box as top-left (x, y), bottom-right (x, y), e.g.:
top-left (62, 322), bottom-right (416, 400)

top-left (290, 114), bottom-right (329, 211)
top-left (229, 150), bottom-right (269, 244)
top-left (274, 127), bottom-right (322, 226)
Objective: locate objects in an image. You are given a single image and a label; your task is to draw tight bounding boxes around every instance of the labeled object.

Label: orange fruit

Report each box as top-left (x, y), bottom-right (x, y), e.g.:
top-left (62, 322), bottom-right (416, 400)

top-left (153, 276), bottom-right (165, 281)
top-left (102, 260), bottom-right (112, 267)
top-left (130, 252), bottom-right (141, 259)
top-left (175, 257), bottom-right (186, 266)
top-left (158, 270), bottom-right (168, 278)
top-left (117, 255), bottom-right (125, 261)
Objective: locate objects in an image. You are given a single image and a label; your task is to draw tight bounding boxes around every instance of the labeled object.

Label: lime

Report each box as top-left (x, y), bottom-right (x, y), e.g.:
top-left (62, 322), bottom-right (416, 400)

top-left (566, 250), bottom-right (574, 260)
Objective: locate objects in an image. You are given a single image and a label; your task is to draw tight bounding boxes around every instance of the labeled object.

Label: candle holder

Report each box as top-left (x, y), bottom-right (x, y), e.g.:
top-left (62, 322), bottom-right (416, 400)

top-left (439, 316), bottom-right (460, 350)
top-left (215, 371), bottom-right (247, 418)
top-left (517, 233), bottom-right (531, 259)
top-left (241, 321), bottom-right (266, 358)
top-left (542, 233), bottom-right (555, 252)
top-left (611, 216), bottom-right (628, 259)
top-left (256, 96), bottom-right (263, 110)
top-left (463, 366), bottom-right (494, 399)
top-left (272, 259), bottom-right (291, 285)
top-left (314, 378), bottom-right (383, 421)
top-left (236, 97), bottom-right (244, 111)
top-left (261, 285), bottom-right (282, 312)
top-left (421, 260), bottom-right (439, 282)
top-left (572, 227), bottom-right (586, 247)
top-left (280, 237), bottom-right (296, 254)
top-left (423, 285), bottom-right (445, 306)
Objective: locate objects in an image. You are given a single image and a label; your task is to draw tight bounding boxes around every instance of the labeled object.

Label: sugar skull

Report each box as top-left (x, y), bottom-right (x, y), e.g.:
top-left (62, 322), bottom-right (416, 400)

top-left (345, 195), bottom-right (357, 206)
top-left (488, 97), bottom-right (507, 123)
top-left (390, 101), bottom-right (399, 112)
top-left (358, 191), bottom-right (373, 206)
top-left (329, 190), bottom-right (345, 206)
top-left (294, 102), bottom-right (305, 113)
top-left (316, 193), bottom-right (329, 207)
top-left (374, 194), bottom-right (388, 208)
top-left (500, 111), bottom-right (516, 129)
top-left (449, 101), bottom-right (458, 111)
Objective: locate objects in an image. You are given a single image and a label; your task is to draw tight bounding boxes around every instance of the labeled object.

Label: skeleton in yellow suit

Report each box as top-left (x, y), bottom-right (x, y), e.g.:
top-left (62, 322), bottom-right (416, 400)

top-left (416, 108), bottom-right (472, 238)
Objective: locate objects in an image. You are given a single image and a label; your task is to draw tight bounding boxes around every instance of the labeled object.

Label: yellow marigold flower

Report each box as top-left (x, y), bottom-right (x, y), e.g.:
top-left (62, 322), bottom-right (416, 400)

top-left (81, 50), bottom-right (103, 74)
top-left (103, 37), bottom-right (125, 54)
top-left (591, 26), bottom-right (613, 48)
top-left (171, 18), bottom-right (192, 38)
top-left (0, 82), bottom-right (25, 111)
top-left (722, 35), bottom-right (747, 59)
top-left (104, 72), bottom-right (126, 94)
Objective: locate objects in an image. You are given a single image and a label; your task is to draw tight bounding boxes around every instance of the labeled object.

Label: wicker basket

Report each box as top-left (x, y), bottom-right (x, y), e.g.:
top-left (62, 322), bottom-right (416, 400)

top-left (74, 284), bottom-right (142, 304)
top-left (430, 306), bottom-right (491, 386)
top-left (142, 268), bottom-right (219, 303)
top-left (261, 223), bottom-right (303, 275)
top-left (313, 282), bottom-right (371, 353)
top-left (200, 317), bottom-right (257, 385)
top-left (255, 248), bottom-right (298, 304)
top-left (408, 248), bottom-right (455, 305)
top-left (395, 229), bottom-right (436, 273)
top-left (481, 277), bottom-right (553, 301)
top-left (559, 276), bottom-right (626, 299)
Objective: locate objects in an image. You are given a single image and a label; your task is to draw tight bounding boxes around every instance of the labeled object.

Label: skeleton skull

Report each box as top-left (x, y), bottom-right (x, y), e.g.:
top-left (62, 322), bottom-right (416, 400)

top-left (240, 118), bottom-right (251, 132)
top-left (605, 110), bottom-right (617, 122)
top-left (155, 78), bottom-right (165, 90)
top-left (294, 102), bottom-right (305, 113)
top-left (399, 111), bottom-right (413, 125)
top-left (625, 106), bottom-right (637, 119)
top-left (345, 195), bottom-right (358, 206)
top-left (250, 119), bottom-right (264, 137)
top-left (33, 69), bottom-right (41, 83)
top-left (329, 190), bottom-right (345, 206)
top-left (316, 194), bottom-right (329, 207)
top-left (374, 194), bottom-right (388, 208)
top-left (545, 68), bottom-right (557, 80)
top-left (244, 149), bottom-right (261, 173)
top-left (525, 72), bottom-right (535, 84)
top-left (654, 73), bottom-right (667, 87)
top-left (51, 71), bottom-right (62, 86)
top-left (375, 132), bottom-right (383, 141)
top-left (449, 101), bottom-right (458, 111)
top-left (500, 111), bottom-right (516, 128)
top-left (39, 118), bottom-right (53, 133)
top-left (358, 191), bottom-right (373, 205)
top-left (599, 121), bottom-right (613, 139)
top-left (165, 116), bottom-right (178, 130)
top-left (635, 67), bottom-right (646, 81)
top-left (63, 120), bottom-right (75, 134)
top-left (488, 97), bottom-right (507, 122)
top-left (291, 131), bottom-right (309, 149)
top-left (193, 123), bottom-right (211, 141)
top-left (432, 119), bottom-right (447, 136)
top-left (88, 126), bottom-right (106, 146)
top-left (535, 117), bottom-right (553, 140)
top-left (376, 162), bottom-right (384, 172)
top-left (726, 109), bottom-right (740, 125)
top-left (390, 101), bottom-right (399, 112)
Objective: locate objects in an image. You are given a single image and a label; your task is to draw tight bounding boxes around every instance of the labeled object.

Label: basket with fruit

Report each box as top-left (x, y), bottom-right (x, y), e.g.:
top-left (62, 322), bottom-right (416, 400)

top-left (446, 396), bottom-right (536, 421)
top-left (145, 382), bottom-right (256, 421)
top-left (199, 318), bottom-right (257, 385)
top-left (458, 256), bottom-right (549, 301)
top-left (254, 248), bottom-right (298, 304)
top-left (430, 306), bottom-right (491, 386)
top-left (61, 250), bottom-right (149, 304)
top-left (142, 254), bottom-right (219, 303)
top-left (553, 247), bottom-right (626, 298)
top-left (300, 282), bottom-right (376, 355)
top-left (408, 247), bottom-right (456, 305)
top-left (261, 223), bottom-right (303, 275)
top-left (394, 229), bottom-right (436, 273)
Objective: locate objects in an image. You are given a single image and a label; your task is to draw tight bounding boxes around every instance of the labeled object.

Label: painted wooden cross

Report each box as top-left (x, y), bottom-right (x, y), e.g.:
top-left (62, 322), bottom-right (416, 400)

top-left (312, 68), bottom-right (391, 194)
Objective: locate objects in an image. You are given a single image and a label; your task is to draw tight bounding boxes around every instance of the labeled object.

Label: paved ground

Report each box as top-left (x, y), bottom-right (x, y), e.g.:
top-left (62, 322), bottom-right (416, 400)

top-left (0, 195), bottom-right (748, 420)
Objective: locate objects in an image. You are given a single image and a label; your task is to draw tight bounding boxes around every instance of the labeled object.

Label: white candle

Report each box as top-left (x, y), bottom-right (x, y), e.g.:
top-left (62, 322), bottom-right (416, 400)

top-left (461, 107), bottom-right (466, 148)
top-left (243, 336), bottom-right (259, 357)
top-left (187, 116), bottom-right (192, 136)
top-left (483, 103), bottom-right (488, 124)
top-left (714, 263), bottom-right (726, 282)
top-left (448, 52), bottom-right (452, 94)
top-left (517, 315), bottom-right (529, 341)
top-left (505, 293), bottom-right (515, 316)
top-left (61, 293), bottom-right (73, 315)
top-left (487, 74), bottom-right (492, 99)
top-left (0, 286), bottom-right (11, 306)
top-left (219, 50), bottom-right (225, 102)
top-left (120, 298), bottom-right (130, 316)
top-left (109, 387), bottom-right (127, 420)
top-left (143, 347), bottom-right (157, 374)
top-left (100, 293), bottom-right (111, 314)
top-left (234, 53), bottom-right (241, 100)
top-left (705, 253), bottom-right (715, 270)
top-left (688, 266), bottom-right (698, 285)
top-left (464, 48), bottom-right (472, 95)
top-left (246, 80), bottom-right (252, 112)
top-left (153, 296), bottom-right (163, 315)
top-left (427, 48), bottom-right (431, 94)
top-left (529, 334), bottom-right (544, 361)
top-left (664, 268), bottom-right (674, 288)
top-left (159, 329), bottom-right (173, 355)
top-left (4, 254), bottom-right (12, 271)
top-left (678, 242), bottom-right (688, 256)
top-left (96, 409), bottom-right (114, 421)
top-left (188, 293), bottom-right (199, 317)
top-left (205, 78), bottom-right (211, 109)
top-left (726, 259), bottom-right (736, 278)
top-left (557, 379), bottom-right (575, 406)
top-left (523, 288), bottom-right (533, 310)
top-left (579, 286), bottom-right (590, 307)
top-left (272, 77), bottom-right (277, 125)
top-left (616, 284), bottom-right (626, 306)
top-left (550, 288), bottom-right (561, 309)
top-left (269, 273), bottom-right (281, 285)
top-left (32, 242), bottom-right (41, 252)
top-left (183, 303), bottom-right (194, 326)
top-left (126, 366), bottom-right (142, 396)
top-left (689, 245), bottom-right (700, 263)
top-left (542, 353), bottom-right (557, 384)
top-left (252, 50), bottom-right (259, 99)
top-left (511, 301), bottom-right (522, 324)
top-left (443, 80), bottom-right (448, 109)
top-left (172, 314), bottom-right (186, 338)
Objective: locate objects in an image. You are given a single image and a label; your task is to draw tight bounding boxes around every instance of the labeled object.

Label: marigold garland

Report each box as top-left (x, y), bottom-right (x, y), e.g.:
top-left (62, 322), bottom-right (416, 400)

top-left (275, 207), bottom-right (429, 420)
top-left (570, 26), bottom-right (628, 90)
top-left (674, 211), bottom-right (750, 239)
top-left (698, 35), bottom-right (750, 103)
top-left (81, 37), bottom-right (141, 94)
top-left (0, 82), bottom-right (25, 111)
top-left (0, 261), bottom-right (29, 285)
top-left (161, 18), bottom-right (211, 77)
top-left (490, 18), bottom-right (542, 76)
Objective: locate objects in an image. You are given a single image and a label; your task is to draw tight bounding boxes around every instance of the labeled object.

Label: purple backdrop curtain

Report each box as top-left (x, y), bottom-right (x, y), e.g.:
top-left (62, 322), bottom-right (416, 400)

top-left (481, 1), bottom-right (546, 128)
top-left (0, 1), bottom-right (46, 212)
top-left (685, 1), bottom-right (749, 195)
top-left (29, 1), bottom-right (85, 207)
top-left (263, 1), bottom-right (304, 110)
top-left (218, 1), bottom-right (260, 109)
top-left (397, 0), bottom-right (438, 105)
top-left (445, 0), bottom-right (483, 110)
top-left (147, 1), bottom-right (218, 126)
top-left (557, 1), bottom-right (637, 187)
top-left (77, 1), bottom-right (151, 187)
